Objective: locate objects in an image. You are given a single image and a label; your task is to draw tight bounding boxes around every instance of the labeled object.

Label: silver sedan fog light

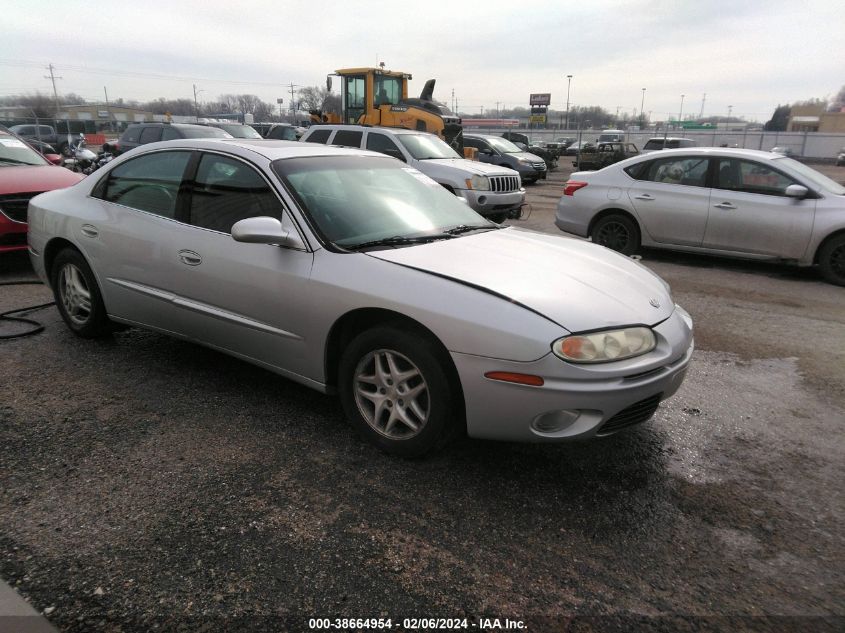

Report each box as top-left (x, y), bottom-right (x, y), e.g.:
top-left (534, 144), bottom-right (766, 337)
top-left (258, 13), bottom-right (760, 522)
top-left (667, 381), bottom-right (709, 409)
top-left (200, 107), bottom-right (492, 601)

top-left (553, 327), bottom-right (656, 364)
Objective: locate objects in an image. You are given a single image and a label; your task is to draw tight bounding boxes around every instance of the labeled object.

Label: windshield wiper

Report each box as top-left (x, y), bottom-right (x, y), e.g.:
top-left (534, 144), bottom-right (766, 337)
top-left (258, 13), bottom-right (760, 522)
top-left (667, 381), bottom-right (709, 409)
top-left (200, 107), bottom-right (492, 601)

top-left (345, 234), bottom-right (453, 251)
top-left (0, 157), bottom-right (36, 165)
top-left (442, 224), bottom-right (501, 235)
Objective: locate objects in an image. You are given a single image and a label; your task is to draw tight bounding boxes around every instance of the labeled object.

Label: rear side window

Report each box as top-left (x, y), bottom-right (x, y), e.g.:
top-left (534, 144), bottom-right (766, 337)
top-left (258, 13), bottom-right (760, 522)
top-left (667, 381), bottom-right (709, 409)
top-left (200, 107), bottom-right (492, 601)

top-left (139, 127), bottom-right (163, 144)
top-left (268, 126), bottom-right (297, 140)
top-left (121, 126), bottom-right (142, 144)
top-left (188, 153), bottom-right (285, 233)
top-left (628, 156), bottom-right (709, 187)
top-left (304, 129), bottom-right (331, 144)
top-left (332, 130), bottom-right (363, 148)
top-left (162, 127), bottom-right (180, 141)
top-left (643, 140), bottom-right (664, 150)
top-left (96, 151), bottom-right (191, 218)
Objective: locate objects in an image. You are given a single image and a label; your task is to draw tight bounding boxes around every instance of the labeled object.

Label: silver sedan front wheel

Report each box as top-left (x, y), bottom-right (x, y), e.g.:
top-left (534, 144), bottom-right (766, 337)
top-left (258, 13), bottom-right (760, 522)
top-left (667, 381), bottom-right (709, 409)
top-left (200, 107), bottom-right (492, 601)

top-left (339, 326), bottom-right (458, 456)
top-left (353, 349), bottom-right (430, 440)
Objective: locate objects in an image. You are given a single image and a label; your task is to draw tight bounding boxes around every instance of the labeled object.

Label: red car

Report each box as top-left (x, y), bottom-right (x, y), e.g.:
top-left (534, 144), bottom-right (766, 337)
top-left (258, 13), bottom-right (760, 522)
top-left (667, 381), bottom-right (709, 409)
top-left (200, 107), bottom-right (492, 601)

top-left (0, 129), bottom-right (83, 254)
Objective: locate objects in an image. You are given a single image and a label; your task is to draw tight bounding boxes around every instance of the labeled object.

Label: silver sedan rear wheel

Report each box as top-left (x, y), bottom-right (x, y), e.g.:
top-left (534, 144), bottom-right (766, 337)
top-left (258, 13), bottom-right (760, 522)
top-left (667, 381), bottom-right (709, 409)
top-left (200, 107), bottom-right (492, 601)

top-left (51, 248), bottom-right (112, 338)
top-left (353, 349), bottom-right (430, 440)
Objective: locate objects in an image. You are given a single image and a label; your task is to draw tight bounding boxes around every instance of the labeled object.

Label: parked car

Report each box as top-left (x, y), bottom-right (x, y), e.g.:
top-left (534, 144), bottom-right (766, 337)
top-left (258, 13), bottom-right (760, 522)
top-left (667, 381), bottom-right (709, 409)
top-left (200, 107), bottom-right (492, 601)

top-left (200, 122), bottom-right (262, 139)
top-left (563, 140), bottom-right (595, 156)
top-left (264, 123), bottom-right (301, 141)
top-left (27, 138), bottom-right (693, 455)
top-left (555, 147), bottom-right (845, 286)
top-left (22, 138), bottom-right (63, 165)
top-left (0, 129), bottom-right (83, 254)
top-left (641, 137), bottom-right (698, 153)
top-left (837, 148), bottom-right (845, 166)
top-left (574, 142), bottom-right (639, 170)
top-left (112, 122), bottom-right (232, 155)
top-left (513, 141), bottom-right (558, 170)
top-left (300, 125), bottom-right (524, 222)
top-left (463, 134), bottom-right (547, 183)
top-left (770, 146), bottom-right (797, 158)
top-left (9, 124), bottom-right (82, 156)
top-left (597, 129), bottom-right (626, 143)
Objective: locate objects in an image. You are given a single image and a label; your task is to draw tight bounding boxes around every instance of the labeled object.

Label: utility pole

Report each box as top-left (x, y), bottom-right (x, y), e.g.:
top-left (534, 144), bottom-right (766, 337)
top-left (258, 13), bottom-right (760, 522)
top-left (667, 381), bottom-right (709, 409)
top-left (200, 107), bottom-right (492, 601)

top-left (495, 101), bottom-right (501, 120)
top-left (287, 83), bottom-right (300, 120)
top-left (728, 104), bottom-right (733, 119)
top-left (565, 75), bottom-right (573, 130)
top-left (699, 93), bottom-right (706, 118)
top-left (104, 86), bottom-right (113, 132)
top-left (640, 88), bottom-right (646, 128)
top-left (678, 94), bottom-right (685, 129)
top-left (193, 84), bottom-right (201, 121)
top-left (452, 89), bottom-right (455, 113)
top-left (44, 63), bottom-right (62, 115)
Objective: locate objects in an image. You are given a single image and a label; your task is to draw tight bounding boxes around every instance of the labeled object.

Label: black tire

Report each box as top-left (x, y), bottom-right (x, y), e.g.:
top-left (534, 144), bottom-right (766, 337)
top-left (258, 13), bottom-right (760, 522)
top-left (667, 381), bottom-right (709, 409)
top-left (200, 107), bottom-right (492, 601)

top-left (488, 213), bottom-right (508, 224)
top-left (58, 142), bottom-right (70, 157)
top-left (590, 214), bottom-right (640, 256)
top-left (339, 326), bottom-right (457, 457)
top-left (51, 248), bottom-right (113, 338)
top-left (818, 234), bottom-right (845, 286)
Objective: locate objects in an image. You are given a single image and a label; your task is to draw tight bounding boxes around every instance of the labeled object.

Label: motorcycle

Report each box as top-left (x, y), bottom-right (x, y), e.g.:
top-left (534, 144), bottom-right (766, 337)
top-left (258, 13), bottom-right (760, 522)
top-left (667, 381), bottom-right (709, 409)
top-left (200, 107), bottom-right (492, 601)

top-left (62, 134), bottom-right (98, 174)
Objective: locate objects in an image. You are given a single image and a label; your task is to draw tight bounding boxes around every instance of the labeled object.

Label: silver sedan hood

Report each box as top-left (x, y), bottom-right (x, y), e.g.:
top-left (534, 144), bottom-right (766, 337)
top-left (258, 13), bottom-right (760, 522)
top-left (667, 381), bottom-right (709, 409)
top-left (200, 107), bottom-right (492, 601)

top-left (367, 228), bottom-right (674, 332)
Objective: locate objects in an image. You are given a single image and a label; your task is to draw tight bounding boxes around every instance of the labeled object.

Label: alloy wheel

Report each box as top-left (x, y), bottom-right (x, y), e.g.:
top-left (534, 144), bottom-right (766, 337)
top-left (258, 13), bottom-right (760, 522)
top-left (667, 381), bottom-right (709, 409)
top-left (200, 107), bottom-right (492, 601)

top-left (58, 263), bottom-right (92, 325)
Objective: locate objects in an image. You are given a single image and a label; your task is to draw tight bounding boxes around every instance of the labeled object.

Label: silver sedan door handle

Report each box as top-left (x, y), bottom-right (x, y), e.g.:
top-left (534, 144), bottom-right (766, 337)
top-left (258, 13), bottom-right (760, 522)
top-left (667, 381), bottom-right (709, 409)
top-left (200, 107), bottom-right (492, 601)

top-left (80, 224), bottom-right (99, 238)
top-left (178, 250), bottom-right (202, 266)
top-left (634, 194), bottom-right (655, 200)
top-left (714, 202), bottom-right (737, 209)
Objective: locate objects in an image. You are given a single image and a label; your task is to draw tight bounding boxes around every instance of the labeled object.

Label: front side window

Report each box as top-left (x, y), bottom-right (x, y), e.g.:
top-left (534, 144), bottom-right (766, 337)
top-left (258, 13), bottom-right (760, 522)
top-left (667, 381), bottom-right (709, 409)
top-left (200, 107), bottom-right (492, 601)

top-left (178, 126), bottom-right (232, 139)
top-left (268, 126), bottom-right (297, 141)
top-left (397, 134), bottom-right (461, 160)
top-left (631, 156), bottom-right (709, 187)
top-left (97, 151), bottom-right (191, 218)
top-left (161, 127), bottom-right (180, 141)
top-left (189, 153), bottom-right (284, 233)
top-left (273, 156), bottom-right (488, 248)
top-left (332, 130), bottom-right (363, 148)
top-left (716, 159), bottom-right (796, 196)
top-left (121, 126), bottom-right (141, 143)
top-left (366, 133), bottom-right (404, 160)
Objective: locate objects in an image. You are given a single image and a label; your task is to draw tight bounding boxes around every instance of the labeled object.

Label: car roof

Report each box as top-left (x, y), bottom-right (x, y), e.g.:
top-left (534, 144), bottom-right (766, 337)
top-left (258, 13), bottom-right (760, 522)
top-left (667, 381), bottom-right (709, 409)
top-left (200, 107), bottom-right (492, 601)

top-left (624, 147), bottom-right (790, 163)
top-left (645, 137), bottom-right (692, 141)
top-left (306, 124), bottom-right (430, 137)
top-left (122, 137), bottom-right (389, 161)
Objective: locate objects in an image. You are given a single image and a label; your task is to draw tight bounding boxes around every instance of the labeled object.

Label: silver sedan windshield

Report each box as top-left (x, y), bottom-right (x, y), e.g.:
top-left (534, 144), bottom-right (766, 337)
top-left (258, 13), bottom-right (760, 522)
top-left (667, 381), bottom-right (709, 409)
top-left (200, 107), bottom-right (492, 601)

top-left (273, 156), bottom-right (491, 248)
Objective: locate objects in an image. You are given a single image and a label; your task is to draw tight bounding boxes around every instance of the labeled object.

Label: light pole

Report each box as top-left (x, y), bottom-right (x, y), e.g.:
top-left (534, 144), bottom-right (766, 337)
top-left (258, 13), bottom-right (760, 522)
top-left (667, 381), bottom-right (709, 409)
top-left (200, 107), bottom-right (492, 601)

top-left (565, 75), bottom-right (573, 130)
top-left (727, 104), bottom-right (733, 119)
top-left (678, 94), bottom-right (685, 130)
top-left (640, 88), bottom-right (646, 128)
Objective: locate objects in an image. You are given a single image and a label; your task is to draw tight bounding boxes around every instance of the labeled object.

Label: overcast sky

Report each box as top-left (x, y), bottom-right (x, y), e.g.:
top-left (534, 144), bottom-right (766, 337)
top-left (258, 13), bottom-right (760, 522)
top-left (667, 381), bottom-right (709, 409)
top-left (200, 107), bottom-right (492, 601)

top-left (2, 0), bottom-right (843, 122)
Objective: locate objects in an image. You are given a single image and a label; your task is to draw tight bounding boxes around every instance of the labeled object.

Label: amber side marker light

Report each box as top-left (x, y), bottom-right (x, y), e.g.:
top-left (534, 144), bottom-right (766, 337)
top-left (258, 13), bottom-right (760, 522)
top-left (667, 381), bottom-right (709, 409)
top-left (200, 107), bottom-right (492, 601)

top-left (484, 371), bottom-right (545, 386)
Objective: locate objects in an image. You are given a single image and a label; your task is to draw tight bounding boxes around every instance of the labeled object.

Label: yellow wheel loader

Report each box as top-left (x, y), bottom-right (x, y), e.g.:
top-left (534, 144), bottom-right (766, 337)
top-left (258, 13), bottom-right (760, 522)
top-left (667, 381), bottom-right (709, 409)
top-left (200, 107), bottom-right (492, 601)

top-left (309, 67), bottom-right (463, 151)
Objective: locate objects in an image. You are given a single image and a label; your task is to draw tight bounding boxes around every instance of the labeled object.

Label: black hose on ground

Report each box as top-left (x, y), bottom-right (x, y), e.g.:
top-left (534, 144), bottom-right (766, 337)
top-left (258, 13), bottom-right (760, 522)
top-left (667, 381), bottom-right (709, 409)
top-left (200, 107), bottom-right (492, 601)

top-left (0, 280), bottom-right (54, 340)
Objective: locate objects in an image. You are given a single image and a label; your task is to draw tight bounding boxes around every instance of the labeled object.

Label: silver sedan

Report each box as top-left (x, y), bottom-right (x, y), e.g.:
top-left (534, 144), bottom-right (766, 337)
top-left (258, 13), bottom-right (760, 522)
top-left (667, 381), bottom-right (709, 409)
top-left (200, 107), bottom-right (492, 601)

top-left (555, 147), bottom-right (845, 286)
top-left (28, 139), bottom-right (693, 456)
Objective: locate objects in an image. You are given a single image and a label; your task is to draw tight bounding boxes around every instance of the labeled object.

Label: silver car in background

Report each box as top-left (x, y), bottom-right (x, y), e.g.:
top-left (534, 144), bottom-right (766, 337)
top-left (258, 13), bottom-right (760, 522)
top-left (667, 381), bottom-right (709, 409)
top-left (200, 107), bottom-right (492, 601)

top-left (28, 139), bottom-right (693, 456)
top-left (555, 148), bottom-right (845, 286)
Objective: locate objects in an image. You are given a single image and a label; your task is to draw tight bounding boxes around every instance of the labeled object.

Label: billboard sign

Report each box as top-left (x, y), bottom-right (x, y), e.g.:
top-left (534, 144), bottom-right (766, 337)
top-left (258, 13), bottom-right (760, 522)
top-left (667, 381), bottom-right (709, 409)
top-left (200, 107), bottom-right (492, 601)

top-left (529, 93), bottom-right (551, 106)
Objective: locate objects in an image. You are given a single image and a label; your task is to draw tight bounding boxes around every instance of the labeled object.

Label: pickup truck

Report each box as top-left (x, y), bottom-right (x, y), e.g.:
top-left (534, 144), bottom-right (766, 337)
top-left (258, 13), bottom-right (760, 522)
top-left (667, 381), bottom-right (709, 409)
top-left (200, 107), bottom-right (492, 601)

top-left (301, 125), bottom-right (525, 222)
top-left (573, 142), bottom-right (639, 170)
top-left (8, 124), bottom-right (82, 156)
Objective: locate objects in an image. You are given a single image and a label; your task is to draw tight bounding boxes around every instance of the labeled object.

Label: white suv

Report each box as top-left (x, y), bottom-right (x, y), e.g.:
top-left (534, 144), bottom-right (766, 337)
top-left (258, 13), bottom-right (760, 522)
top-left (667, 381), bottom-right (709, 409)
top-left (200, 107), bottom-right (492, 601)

top-left (300, 125), bottom-right (525, 222)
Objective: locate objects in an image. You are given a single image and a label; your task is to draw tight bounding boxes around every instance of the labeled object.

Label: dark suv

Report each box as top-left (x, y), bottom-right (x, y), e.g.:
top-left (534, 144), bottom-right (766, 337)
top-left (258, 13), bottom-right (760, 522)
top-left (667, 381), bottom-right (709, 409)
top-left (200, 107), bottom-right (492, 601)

top-left (113, 122), bottom-right (232, 155)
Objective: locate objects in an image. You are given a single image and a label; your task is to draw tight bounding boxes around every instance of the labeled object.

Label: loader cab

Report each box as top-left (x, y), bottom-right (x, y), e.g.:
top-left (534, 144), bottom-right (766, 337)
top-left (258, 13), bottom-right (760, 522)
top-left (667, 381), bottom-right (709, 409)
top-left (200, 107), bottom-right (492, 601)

top-left (333, 68), bottom-right (410, 125)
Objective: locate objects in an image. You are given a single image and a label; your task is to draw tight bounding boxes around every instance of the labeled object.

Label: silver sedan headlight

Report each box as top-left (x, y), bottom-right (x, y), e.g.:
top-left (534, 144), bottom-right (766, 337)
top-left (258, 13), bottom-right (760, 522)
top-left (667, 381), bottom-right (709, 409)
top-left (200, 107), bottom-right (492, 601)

top-left (552, 327), bottom-right (656, 363)
top-left (465, 175), bottom-right (490, 191)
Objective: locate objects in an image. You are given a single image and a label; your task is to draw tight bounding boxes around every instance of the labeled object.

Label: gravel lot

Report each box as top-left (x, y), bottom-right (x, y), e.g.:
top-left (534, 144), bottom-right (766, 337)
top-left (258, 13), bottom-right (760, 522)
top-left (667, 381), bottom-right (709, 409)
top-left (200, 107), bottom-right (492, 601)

top-left (1, 159), bottom-right (844, 632)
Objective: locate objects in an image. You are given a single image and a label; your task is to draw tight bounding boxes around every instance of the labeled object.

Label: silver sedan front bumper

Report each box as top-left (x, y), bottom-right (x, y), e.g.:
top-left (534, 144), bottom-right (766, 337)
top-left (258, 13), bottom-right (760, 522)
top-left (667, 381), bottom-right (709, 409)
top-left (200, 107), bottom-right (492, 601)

top-left (451, 307), bottom-right (694, 441)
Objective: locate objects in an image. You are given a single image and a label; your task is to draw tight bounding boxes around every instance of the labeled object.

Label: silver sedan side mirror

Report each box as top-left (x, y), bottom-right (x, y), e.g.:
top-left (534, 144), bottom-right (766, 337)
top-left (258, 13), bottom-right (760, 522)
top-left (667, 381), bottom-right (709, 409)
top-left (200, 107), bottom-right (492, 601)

top-left (784, 184), bottom-right (808, 199)
top-left (231, 216), bottom-right (305, 249)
